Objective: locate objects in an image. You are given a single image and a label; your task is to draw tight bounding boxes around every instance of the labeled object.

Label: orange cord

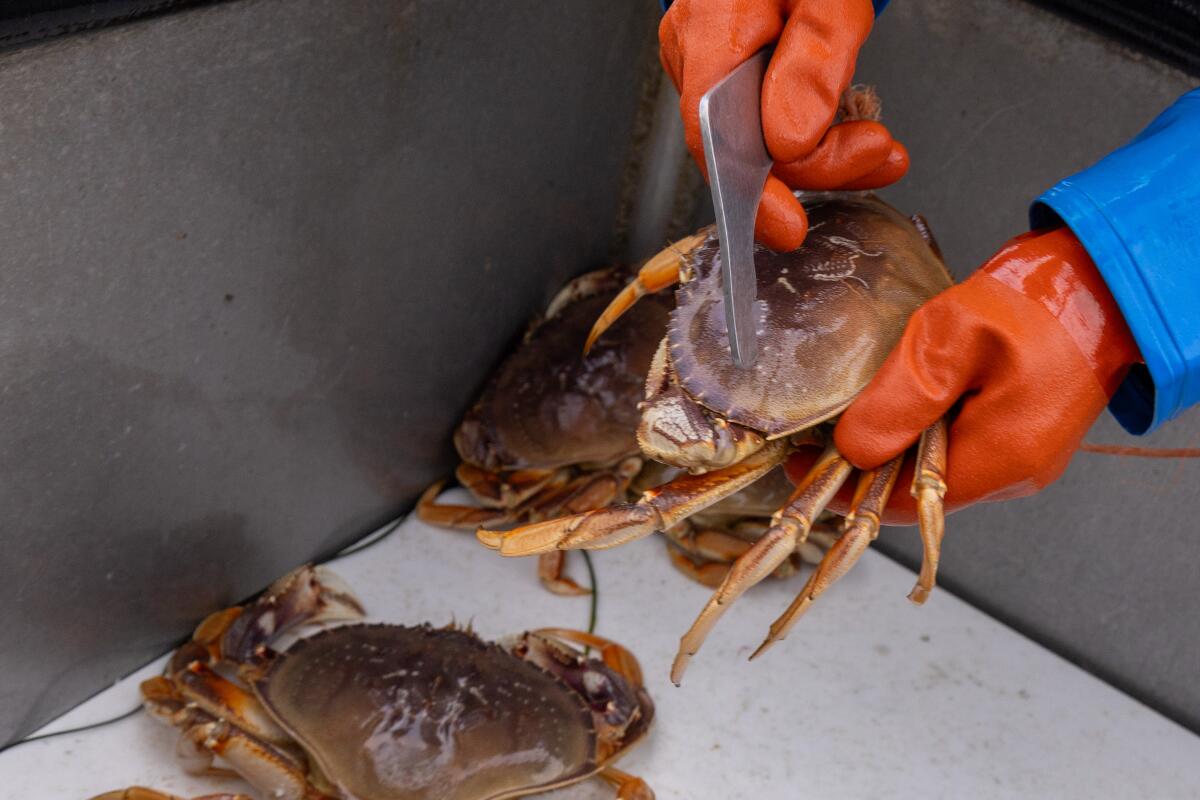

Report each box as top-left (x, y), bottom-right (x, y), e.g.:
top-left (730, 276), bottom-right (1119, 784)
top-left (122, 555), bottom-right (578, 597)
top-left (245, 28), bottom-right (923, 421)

top-left (1080, 443), bottom-right (1200, 458)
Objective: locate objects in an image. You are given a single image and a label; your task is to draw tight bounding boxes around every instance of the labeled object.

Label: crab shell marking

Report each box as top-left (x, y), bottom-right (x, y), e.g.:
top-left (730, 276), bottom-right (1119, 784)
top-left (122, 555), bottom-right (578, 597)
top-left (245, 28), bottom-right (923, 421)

top-left (666, 194), bottom-right (952, 438)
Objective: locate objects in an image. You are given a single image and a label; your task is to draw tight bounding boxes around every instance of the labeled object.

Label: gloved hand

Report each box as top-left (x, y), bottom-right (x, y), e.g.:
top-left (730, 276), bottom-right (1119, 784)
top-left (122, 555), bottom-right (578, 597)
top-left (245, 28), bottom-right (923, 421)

top-left (659, 0), bottom-right (909, 251)
top-left (785, 226), bottom-right (1141, 523)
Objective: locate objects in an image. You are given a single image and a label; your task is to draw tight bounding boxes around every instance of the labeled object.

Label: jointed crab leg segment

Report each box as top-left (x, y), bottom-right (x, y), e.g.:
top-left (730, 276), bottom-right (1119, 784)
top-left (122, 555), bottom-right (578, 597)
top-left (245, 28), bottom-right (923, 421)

top-left (178, 721), bottom-right (311, 800)
top-left (420, 470), bottom-right (637, 596)
top-left (535, 628), bottom-right (646, 689)
top-left (664, 544), bottom-right (735, 588)
top-left (172, 664), bottom-right (291, 744)
top-left (417, 481), bottom-right (513, 528)
top-left (599, 766), bottom-right (656, 800)
top-left (584, 230), bottom-right (708, 354)
top-left (89, 789), bottom-right (253, 800)
top-left (671, 445), bottom-right (854, 684)
top-left (909, 418), bottom-right (949, 605)
top-left (538, 551), bottom-right (590, 596)
top-left (663, 520), bottom-right (830, 588)
top-left (750, 455), bottom-right (904, 661)
top-left (456, 463), bottom-right (564, 509)
top-left (133, 680), bottom-right (312, 800)
top-left (528, 459), bottom-right (643, 521)
top-left (663, 526), bottom-right (754, 588)
top-left (479, 440), bottom-right (790, 556)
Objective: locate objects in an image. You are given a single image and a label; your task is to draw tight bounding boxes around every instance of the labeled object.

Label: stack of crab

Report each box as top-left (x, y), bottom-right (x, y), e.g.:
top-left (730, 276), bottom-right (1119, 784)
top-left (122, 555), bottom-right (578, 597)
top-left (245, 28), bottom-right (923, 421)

top-left (93, 191), bottom-right (957, 800)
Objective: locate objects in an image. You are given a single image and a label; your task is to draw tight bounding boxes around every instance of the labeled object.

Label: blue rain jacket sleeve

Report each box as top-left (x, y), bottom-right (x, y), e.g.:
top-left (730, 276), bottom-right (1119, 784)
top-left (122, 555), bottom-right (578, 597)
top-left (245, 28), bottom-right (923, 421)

top-left (1031, 88), bottom-right (1200, 435)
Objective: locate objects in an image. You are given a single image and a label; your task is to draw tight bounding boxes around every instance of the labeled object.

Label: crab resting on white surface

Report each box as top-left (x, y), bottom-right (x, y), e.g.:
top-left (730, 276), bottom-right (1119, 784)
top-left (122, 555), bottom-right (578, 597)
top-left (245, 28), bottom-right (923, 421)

top-left (90, 565), bottom-right (654, 800)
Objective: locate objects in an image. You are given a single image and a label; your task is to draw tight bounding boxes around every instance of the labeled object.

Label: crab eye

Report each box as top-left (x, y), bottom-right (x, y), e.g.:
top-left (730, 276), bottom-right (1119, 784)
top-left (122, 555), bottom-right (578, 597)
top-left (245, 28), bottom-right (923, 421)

top-left (581, 670), bottom-right (615, 705)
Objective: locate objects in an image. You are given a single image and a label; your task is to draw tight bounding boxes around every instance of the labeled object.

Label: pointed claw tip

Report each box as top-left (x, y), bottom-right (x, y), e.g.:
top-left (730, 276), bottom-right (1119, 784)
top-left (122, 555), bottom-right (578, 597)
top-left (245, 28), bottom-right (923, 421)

top-left (416, 479), bottom-right (448, 511)
top-left (748, 640), bottom-right (774, 661)
top-left (907, 585), bottom-right (931, 605)
top-left (669, 655), bottom-right (690, 686)
top-left (545, 583), bottom-right (592, 597)
top-left (582, 328), bottom-right (601, 356)
top-left (475, 528), bottom-right (502, 548)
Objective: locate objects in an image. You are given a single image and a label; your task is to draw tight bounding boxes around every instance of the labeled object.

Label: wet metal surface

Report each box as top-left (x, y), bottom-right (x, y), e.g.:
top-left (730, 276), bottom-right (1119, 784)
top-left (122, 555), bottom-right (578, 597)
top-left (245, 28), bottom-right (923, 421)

top-left (0, 0), bottom-right (658, 744)
top-left (7, 509), bottom-right (1200, 798)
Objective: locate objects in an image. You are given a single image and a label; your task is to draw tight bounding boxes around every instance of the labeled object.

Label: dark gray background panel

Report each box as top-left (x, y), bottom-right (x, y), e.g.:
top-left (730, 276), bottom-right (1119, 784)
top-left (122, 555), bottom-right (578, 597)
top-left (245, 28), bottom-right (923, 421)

top-left (6, 0), bottom-right (1200, 753)
top-left (854, 0), bottom-right (1200, 731)
top-left (0, 0), bottom-right (659, 744)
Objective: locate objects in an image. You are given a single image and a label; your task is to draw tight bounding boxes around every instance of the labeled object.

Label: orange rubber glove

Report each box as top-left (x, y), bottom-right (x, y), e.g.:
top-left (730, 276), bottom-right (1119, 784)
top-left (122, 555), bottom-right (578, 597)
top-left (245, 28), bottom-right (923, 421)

top-left (659, 0), bottom-right (909, 251)
top-left (785, 227), bottom-right (1141, 523)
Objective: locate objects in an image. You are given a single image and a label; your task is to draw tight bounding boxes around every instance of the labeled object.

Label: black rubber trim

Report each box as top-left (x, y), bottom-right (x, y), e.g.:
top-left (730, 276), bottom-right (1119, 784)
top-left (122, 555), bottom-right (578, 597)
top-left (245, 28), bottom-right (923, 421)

top-left (0, 1), bottom-right (232, 52)
top-left (1029, 0), bottom-right (1200, 77)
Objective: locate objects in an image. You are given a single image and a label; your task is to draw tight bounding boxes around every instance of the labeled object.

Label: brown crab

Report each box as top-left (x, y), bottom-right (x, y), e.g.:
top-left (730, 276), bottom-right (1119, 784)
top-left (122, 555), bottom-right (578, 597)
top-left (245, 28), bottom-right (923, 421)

top-left (91, 565), bottom-right (654, 800)
top-left (418, 263), bottom-right (827, 594)
top-left (480, 193), bottom-right (953, 683)
top-left (416, 266), bottom-right (671, 595)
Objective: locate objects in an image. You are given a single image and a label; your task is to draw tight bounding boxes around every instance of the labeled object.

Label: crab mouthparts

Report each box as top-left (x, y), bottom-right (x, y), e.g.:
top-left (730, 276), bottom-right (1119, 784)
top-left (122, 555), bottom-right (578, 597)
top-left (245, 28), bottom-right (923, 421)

top-left (637, 393), bottom-right (764, 473)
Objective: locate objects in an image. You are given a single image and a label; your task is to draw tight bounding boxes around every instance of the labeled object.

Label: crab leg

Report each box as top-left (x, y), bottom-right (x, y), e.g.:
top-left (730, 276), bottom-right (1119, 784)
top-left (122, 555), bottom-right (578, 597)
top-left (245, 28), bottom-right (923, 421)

top-left (424, 460), bottom-right (640, 596)
top-left (598, 766), bottom-right (656, 800)
top-left (537, 551), bottom-right (590, 596)
top-left (218, 565), bottom-right (365, 666)
top-left (167, 665), bottom-right (292, 744)
top-left (584, 230), bottom-right (708, 354)
top-left (671, 444), bottom-right (853, 685)
top-left (663, 520), bottom-right (833, 588)
top-left (418, 484), bottom-right (588, 594)
top-left (88, 790), bottom-right (253, 800)
top-left (535, 628), bottom-right (646, 689)
top-left (138, 680), bottom-right (310, 798)
top-left (750, 456), bottom-right (904, 660)
top-left (664, 545), bottom-right (736, 588)
top-left (528, 459), bottom-right (642, 520)
top-left (663, 526), bottom-right (754, 588)
top-left (478, 440), bottom-right (790, 556)
top-left (176, 721), bottom-right (311, 800)
top-left (456, 463), bottom-right (565, 509)
top-left (416, 481), bottom-right (513, 528)
top-left (909, 419), bottom-right (949, 605)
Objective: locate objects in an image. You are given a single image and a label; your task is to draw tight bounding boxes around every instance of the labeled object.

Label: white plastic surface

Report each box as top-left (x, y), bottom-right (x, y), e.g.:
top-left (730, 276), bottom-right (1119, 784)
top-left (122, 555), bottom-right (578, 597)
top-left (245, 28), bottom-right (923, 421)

top-left (5, 490), bottom-right (1200, 799)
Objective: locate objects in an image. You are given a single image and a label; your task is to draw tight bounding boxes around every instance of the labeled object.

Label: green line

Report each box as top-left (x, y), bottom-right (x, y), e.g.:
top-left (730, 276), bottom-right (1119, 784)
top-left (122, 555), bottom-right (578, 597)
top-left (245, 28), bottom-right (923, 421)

top-left (582, 550), bottom-right (599, 636)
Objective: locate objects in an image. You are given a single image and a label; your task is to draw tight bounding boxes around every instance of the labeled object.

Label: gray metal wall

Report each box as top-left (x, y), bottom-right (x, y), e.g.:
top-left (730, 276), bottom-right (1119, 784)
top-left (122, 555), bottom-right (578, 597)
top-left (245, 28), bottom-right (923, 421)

top-left (5, 0), bottom-right (1199, 750)
top-left (0, 0), bottom-right (660, 744)
top-left (854, 0), bottom-right (1200, 731)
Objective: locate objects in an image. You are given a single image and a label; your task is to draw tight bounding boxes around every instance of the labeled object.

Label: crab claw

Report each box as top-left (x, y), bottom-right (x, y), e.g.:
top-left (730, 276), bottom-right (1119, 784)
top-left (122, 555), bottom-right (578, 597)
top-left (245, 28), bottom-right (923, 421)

top-left (475, 527), bottom-right (505, 548)
top-left (533, 628), bottom-right (647, 690)
top-left (478, 504), bottom-right (661, 556)
top-left (584, 230), bottom-right (708, 354)
top-left (220, 565), bottom-right (365, 663)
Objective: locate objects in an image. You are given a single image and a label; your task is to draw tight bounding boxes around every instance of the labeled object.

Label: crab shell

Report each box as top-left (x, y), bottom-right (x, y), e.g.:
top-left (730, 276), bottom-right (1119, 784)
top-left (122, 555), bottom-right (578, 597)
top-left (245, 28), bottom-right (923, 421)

top-left (253, 623), bottom-right (653, 800)
top-left (455, 268), bottom-right (671, 473)
top-left (661, 193), bottom-right (952, 440)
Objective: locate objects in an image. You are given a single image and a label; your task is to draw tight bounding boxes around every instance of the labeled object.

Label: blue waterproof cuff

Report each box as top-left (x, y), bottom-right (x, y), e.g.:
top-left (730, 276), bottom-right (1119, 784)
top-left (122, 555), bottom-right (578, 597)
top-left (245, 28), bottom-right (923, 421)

top-left (1031, 89), bottom-right (1200, 435)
